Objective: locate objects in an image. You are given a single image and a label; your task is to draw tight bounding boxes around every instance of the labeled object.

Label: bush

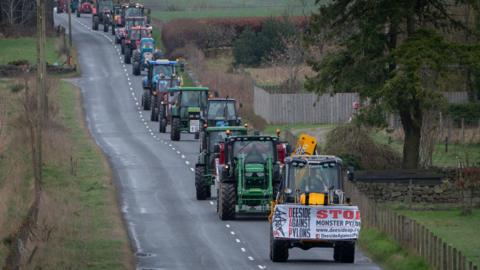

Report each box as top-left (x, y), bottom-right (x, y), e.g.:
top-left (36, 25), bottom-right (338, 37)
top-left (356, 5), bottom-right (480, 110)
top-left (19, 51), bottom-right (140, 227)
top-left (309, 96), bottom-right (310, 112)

top-left (233, 17), bottom-right (297, 66)
top-left (448, 103), bottom-right (480, 125)
top-left (324, 125), bottom-right (401, 170)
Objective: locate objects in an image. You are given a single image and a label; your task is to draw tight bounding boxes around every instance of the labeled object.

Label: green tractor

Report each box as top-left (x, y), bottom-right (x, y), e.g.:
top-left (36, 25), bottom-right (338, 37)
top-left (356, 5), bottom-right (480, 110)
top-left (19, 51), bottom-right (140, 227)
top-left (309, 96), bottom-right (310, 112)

top-left (195, 126), bottom-right (248, 200)
top-left (166, 87), bottom-right (209, 141)
top-left (215, 135), bottom-right (287, 220)
top-left (204, 98), bottom-right (241, 127)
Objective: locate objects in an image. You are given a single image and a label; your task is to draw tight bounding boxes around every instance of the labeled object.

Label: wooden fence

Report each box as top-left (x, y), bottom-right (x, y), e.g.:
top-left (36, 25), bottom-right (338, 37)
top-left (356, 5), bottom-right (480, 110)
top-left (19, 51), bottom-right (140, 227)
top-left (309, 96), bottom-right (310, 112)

top-left (254, 86), bottom-right (470, 124)
top-left (344, 180), bottom-right (479, 270)
top-left (253, 86), bottom-right (359, 124)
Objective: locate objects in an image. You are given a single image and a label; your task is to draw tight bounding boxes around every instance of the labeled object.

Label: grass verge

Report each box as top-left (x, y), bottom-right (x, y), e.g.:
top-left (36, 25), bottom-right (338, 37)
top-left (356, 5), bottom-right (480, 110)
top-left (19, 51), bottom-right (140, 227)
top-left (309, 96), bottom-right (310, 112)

top-left (399, 209), bottom-right (480, 267)
top-left (359, 228), bottom-right (430, 270)
top-left (39, 80), bottom-right (132, 269)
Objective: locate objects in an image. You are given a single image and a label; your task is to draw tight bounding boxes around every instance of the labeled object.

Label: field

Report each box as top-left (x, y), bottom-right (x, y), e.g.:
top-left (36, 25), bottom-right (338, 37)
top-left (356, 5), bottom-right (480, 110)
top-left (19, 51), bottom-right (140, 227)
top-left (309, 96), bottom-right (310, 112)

top-left (146, 0), bottom-right (318, 21)
top-left (400, 209), bottom-right (480, 268)
top-left (0, 38), bottom-right (59, 65)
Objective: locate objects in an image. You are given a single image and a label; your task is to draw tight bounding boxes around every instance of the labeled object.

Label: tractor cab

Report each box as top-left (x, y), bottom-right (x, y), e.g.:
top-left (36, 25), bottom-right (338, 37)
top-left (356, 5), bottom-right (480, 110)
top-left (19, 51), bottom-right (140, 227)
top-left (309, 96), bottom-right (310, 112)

top-left (168, 87), bottom-right (209, 141)
top-left (143, 59), bottom-right (178, 90)
top-left (215, 135), bottom-right (288, 219)
top-left (269, 155), bottom-right (360, 263)
top-left (205, 98), bottom-right (241, 127)
top-left (121, 3), bottom-right (149, 25)
top-left (132, 38), bottom-right (158, 76)
top-left (195, 126), bottom-right (248, 200)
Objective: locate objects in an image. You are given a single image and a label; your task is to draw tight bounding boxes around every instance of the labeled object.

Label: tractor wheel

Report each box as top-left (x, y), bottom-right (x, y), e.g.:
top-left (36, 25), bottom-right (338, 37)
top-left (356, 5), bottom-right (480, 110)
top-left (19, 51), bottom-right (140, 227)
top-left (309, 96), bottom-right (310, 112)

top-left (133, 61), bottom-right (141, 76)
top-left (121, 39), bottom-right (125, 54)
top-left (159, 118), bottom-right (167, 133)
top-left (194, 132), bottom-right (200, 140)
top-left (218, 182), bottom-right (236, 220)
top-left (111, 25), bottom-right (115, 35)
top-left (159, 105), bottom-right (167, 133)
top-left (270, 227), bottom-right (289, 262)
top-left (170, 118), bottom-right (181, 141)
top-left (150, 98), bottom-right (159, 122)
top-left (195, 166), bottom-right (210, 200)
top-left (103, 23), bottom-right (108, 32)
top-left (333, 242), bottom-right (355, 263)
top-left (142, 91), bottom-right (151, 111)
top-left (76, 11), bottom-right (80, 17)
top-left (124, 47), bottom-right (131, 64)
top-left (93, 17), bottom-right (99, 31)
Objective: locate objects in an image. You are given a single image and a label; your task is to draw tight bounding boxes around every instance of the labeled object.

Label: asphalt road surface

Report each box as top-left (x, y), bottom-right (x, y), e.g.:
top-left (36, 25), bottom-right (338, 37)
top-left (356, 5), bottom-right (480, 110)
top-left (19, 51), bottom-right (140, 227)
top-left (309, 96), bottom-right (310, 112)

top-left (55, 13), bottom-right (381, 270)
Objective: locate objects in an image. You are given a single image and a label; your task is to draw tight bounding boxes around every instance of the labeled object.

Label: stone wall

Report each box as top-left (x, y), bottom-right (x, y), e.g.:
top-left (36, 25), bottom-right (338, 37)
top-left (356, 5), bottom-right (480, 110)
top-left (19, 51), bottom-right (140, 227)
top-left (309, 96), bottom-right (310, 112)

top-left (355, 181), bottom-right (480, 206)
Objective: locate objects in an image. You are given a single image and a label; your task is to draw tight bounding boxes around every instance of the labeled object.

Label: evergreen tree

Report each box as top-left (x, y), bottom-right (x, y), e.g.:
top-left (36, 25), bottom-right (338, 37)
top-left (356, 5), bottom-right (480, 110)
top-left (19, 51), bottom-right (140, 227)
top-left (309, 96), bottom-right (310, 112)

top-left (306, 0), bottom-right (480, 169)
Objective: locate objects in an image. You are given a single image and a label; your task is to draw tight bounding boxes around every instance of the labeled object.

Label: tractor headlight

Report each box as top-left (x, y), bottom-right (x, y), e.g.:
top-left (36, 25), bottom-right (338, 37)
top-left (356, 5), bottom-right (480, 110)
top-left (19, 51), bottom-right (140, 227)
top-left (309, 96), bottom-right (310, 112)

top-left (245, 172), bottom-right (253, 177)
top-left (257, 172), bottom-right (264, 177)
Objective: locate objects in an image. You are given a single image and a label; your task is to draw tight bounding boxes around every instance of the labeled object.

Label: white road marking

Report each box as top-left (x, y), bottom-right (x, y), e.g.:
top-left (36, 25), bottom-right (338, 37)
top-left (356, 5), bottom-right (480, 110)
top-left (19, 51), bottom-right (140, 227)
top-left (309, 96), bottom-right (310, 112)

top-left (185, 161), bottom-right (190, 165)
top-left (190, 168), bottom-right (195, 172)
top-left (181, 155), bottom-right (185, 159)
top-left (176, 151), bottom-right (181, 154)
top-left (235, 238), bottom-right (241, 243)
top-left (230, 231), bottom-right (235, 235)
top-left (258, 265), bottom-right (266, 269)
top-left (140, 207), bottom-right (146, 214)
top-left (209, 201), bottom-right (214, 205)
top-left (241, 247), bottom-right (246, 252)
top-left (248, 256), bottom-right (254, 261)
top-left (226, 224), bottom-right (230, 228)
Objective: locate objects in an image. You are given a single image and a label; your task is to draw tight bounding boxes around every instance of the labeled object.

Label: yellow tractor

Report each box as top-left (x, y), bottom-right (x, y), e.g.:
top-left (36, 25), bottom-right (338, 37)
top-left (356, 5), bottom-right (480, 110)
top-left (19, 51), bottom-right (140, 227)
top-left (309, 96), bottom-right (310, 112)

top-left (268, 134), bottom-right (361, 263)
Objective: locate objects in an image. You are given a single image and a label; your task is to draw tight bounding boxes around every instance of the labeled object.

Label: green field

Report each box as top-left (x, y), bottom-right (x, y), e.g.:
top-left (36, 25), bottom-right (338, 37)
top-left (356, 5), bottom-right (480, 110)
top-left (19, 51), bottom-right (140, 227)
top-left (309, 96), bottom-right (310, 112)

top-left (0, 38), bottom-right (59, 65)
top-left (400, 209), bottom-right (480, 268)
top-left (145, 0), bottom-right (318, 21)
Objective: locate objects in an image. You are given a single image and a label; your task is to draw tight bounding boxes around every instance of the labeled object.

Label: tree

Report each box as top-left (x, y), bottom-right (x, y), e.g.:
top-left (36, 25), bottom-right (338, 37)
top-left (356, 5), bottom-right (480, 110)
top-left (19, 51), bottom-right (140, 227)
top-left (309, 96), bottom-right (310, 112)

top-left (306, 0), bottom-right (480, 169)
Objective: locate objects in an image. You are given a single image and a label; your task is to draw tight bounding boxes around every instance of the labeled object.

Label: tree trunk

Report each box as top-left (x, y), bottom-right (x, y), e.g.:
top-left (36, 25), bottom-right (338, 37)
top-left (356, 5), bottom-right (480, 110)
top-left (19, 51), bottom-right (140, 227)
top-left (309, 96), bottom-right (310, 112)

top-left (400, 103), bottom-right (422, 169)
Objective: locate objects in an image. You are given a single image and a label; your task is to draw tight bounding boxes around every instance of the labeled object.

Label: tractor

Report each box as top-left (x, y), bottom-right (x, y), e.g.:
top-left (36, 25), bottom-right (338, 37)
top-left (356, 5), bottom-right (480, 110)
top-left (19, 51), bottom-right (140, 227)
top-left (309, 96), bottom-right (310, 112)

top-left (132, 38), bottom-right (161, 76)
top-left (92, 0), bottom-right (113, 32)
top-left (204, 98), bottom-right (242, 127)
top-left (56, 0), bottom-right (67, 13)
top-left (195, 126), bottom-right (248, 200)
top-left (116, 16), bottom-right (146, 46)
top-left (141, 60), bottom-right (183, 122)
top-left (165, 87), bottom-right (209, 141)
top-left (123, 26), bottom-right (151, 64)
top-left (76, 0), bottom-right (93, 17)
top-left (215, 134), bottom-right (288, 220)
top-left (111, 4), bottom-right (122, 35)
top-left (70, 0), bottom-right (78, 13)
top-left (268, 155), bottom-right (360, 263)
top-left (120, 2), bottom-right (150, 27)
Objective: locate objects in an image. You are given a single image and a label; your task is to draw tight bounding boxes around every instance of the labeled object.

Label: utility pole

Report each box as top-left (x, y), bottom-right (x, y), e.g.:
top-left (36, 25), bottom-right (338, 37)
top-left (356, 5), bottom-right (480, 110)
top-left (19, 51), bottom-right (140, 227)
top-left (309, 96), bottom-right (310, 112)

top-left (68, 0), bottom-right (73, 47)
top-left (35, 0), bottom-right (47, 193)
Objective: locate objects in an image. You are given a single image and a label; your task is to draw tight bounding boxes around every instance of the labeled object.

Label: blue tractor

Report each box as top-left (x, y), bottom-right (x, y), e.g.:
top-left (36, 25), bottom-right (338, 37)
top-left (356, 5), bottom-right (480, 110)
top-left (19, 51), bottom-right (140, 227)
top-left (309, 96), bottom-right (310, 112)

top-left (141, 60), bottom-right (183, 118)
top-left (132, 38), bottom-right (162, 76)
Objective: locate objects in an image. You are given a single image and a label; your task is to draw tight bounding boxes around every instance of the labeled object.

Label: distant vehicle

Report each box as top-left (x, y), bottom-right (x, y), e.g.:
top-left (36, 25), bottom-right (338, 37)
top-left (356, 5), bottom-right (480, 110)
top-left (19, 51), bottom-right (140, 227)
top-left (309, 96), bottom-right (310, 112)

top-left (76, 0), bottom-right (94, 17)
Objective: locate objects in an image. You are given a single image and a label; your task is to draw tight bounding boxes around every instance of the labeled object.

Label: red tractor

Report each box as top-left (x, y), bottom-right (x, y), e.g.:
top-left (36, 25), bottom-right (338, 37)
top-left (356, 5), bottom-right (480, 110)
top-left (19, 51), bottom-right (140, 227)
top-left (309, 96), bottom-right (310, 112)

top-left (76, 0), bottom-right (94, 17)
top-left (56, 0), bottom-right (67, 13)
top-left (123, 25), bottom-right (151, 64)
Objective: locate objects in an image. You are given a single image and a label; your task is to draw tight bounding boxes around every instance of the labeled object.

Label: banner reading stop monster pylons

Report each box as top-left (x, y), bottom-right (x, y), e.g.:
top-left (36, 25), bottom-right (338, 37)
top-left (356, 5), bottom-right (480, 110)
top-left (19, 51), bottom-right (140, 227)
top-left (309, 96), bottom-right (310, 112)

top-left (272, 205), bottom-right (361, 240)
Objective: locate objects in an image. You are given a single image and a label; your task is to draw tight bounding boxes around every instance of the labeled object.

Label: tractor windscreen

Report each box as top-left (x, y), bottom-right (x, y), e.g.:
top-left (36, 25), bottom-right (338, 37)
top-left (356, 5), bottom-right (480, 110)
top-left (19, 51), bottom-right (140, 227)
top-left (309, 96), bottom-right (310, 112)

top-left (153, 65), bottom-right (174, 77)
top-left (208, 131), bottom-right (243, 153)
top-left (125, 7), bottom-right (143, 17)
top-left (181, 91), bottom-right (207, 108)
top-left (142, 41), bottom-right (154, 49)
top-left (233, 140), bottom-right (274, 164)
top-left (207, 102), bottom-right (236, 120)
top-left (287, 162), bottom-right (340, 194)
top-left (99, 1), bottom-right (113, 10)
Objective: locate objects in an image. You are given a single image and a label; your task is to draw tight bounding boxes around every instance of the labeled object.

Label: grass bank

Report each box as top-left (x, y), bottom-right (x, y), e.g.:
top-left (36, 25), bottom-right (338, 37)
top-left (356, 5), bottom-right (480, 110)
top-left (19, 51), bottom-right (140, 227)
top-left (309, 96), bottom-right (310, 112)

top-left (399, 209), bottom-right (480, 267)
top-left (0, 79), bottom-right (132, 268)
top-left (359, 228), bottom-right (430, 270)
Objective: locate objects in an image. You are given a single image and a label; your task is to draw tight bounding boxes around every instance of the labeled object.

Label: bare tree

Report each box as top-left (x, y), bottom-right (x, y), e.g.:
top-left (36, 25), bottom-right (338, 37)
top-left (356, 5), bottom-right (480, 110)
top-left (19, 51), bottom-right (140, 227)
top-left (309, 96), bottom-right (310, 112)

top-left (269, 35), bottom-right (307, 93)
top-left (0, 0), bottom-right (36, 26)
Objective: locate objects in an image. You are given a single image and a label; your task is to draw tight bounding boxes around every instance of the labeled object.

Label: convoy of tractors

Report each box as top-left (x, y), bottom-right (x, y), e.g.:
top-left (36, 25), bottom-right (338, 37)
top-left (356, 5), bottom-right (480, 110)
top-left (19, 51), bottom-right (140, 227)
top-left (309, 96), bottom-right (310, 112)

top-left (67, 1), bottom-right (362, 264)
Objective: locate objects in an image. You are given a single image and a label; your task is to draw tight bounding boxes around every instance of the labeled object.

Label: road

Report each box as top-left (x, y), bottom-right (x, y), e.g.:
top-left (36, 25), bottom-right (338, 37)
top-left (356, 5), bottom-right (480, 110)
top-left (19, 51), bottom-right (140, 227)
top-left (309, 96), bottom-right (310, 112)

top-left (55, 13), bottom-right (381, 270)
